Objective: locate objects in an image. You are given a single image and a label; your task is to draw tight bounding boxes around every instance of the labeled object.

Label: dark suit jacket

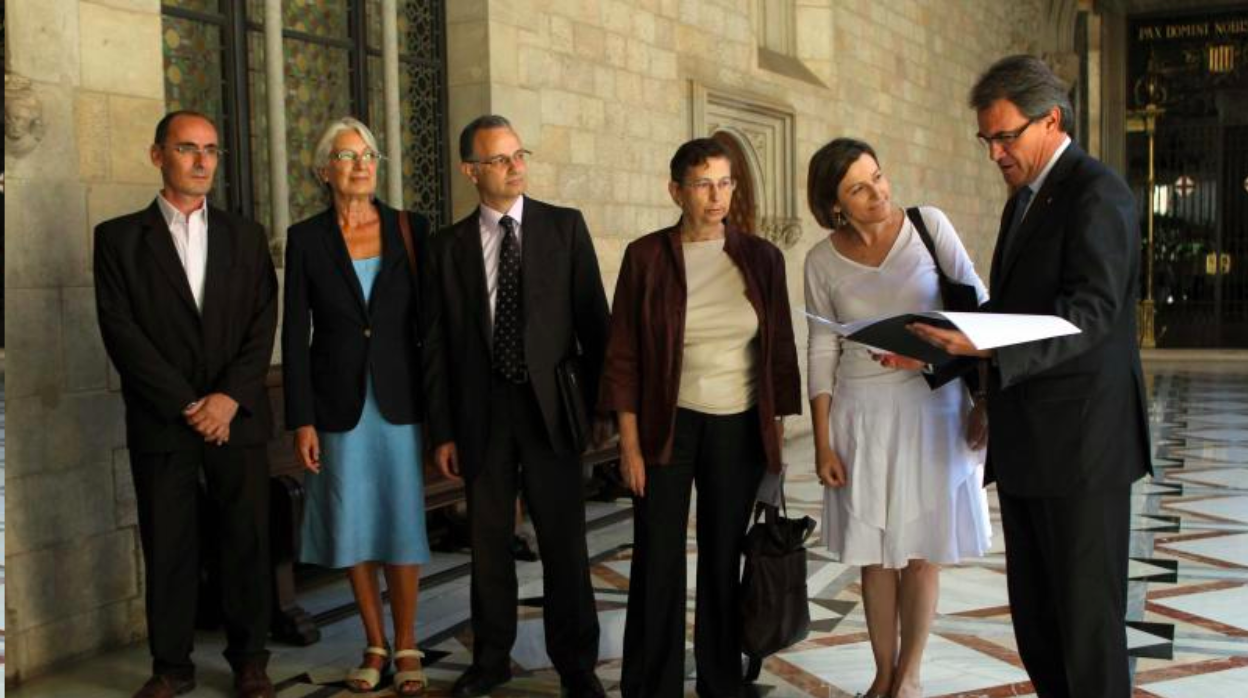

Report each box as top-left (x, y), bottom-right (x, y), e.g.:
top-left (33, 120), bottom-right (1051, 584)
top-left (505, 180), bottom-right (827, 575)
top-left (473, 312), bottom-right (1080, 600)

top-left (985, 142), bottom-right (1153, 496)
top-left (94, 201), bottom-right (278, 453)
top-left (421, 196), bottom-right (611, 480)
top-left (281, 203), bottom-right (430, 431)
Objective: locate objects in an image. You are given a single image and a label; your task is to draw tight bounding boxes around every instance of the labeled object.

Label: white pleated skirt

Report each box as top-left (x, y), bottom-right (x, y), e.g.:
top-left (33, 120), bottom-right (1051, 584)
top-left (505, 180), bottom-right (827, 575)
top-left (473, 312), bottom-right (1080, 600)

top-left (820, 375), bottom-right (992, 569)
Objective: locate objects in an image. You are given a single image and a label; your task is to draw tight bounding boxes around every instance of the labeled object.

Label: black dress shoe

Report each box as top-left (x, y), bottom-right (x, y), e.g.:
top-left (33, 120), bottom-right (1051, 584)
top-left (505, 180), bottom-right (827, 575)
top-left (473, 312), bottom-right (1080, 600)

top-left (133, 674), bottom-right (196, 698)
top-left (562, 672), bottom-right (606, 698)
top-left (451, 665), bottom-right (512, 697)
top-left (233, 663), bottom-right (276, 698)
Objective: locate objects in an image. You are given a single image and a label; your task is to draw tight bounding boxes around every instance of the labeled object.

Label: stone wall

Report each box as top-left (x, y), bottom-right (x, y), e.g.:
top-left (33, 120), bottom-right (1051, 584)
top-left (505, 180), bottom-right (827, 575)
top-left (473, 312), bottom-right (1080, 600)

top-left (5, 0), bottom-right (165, 684)
top-left (445, 0), bottom-right (1059, 431)
top-left (3, 0), bottom-right (1072, 684)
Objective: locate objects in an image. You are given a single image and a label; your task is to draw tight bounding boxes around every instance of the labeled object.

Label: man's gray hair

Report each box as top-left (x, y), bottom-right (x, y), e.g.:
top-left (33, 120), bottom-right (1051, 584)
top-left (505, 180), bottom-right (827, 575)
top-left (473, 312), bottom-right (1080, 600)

top-left (313, 116), bottom-right (381, 168)
top-left (458, 114), bottom-right (513, 162)
top-left (969, 55), bottom-right (1073, 133)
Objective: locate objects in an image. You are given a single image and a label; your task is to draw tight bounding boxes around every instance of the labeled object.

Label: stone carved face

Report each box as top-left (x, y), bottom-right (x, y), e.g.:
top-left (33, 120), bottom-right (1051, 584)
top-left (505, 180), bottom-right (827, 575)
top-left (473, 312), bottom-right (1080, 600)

top-left (5, 73), bottom-right (47, 156)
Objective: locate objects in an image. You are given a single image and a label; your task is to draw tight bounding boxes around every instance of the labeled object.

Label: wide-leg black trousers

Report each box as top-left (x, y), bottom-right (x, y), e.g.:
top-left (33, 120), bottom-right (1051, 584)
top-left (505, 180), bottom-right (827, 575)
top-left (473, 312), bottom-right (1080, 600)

top-left (621, 408), bottom-right (764, 698)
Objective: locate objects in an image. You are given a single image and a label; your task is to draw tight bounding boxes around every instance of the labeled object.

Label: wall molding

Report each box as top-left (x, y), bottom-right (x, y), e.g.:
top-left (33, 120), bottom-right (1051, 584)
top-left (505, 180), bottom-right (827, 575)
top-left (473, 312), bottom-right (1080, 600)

top-left (690, 80), bottom-right (802, 249)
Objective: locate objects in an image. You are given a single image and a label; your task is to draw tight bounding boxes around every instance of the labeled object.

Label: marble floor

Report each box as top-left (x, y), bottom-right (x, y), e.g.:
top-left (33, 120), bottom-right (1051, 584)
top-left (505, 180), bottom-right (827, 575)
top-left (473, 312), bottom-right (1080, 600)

top-left (13, 365), bottom-right (1248, 697)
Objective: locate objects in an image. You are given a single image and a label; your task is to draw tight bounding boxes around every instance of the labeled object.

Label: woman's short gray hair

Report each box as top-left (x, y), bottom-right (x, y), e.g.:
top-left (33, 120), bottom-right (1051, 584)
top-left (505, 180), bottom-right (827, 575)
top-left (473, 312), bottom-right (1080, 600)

top-left (313, 116), bottom-right (381, 168)
top-left (969, 55), bottom-right (1074, 132)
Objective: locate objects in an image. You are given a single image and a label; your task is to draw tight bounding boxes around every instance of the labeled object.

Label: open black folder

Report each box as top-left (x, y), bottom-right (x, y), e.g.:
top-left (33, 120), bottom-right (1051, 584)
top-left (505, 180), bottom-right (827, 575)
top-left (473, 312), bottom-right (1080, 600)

top-left (804, 310), bottom-right (1081, 367)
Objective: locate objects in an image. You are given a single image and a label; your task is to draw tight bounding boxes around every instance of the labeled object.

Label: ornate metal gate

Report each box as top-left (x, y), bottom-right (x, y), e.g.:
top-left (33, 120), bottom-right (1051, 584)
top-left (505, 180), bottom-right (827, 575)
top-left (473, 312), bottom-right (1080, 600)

top-left (1128, 9), bottom-right (1248, 347)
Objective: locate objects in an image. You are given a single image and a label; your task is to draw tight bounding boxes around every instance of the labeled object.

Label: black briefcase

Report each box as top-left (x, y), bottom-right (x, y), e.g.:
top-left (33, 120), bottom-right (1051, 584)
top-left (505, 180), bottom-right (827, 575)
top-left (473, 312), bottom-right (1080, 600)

top-left (556, 356), bottom-right (590, 453)
top-left (741, 496), bottom-right (816, 679)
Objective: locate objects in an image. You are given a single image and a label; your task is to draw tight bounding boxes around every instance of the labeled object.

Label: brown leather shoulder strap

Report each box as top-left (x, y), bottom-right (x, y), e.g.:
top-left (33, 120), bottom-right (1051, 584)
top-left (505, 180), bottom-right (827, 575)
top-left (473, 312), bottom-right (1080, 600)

top-left (397, 210), bottom-right (417, 275)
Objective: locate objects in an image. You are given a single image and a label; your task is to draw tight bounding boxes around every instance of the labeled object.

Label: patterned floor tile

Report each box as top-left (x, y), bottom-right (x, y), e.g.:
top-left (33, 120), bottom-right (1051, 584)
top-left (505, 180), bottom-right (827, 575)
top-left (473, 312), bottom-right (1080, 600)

top-left (1164, 497), bottom-right (1248, 525)
top-left (1158, 532), bottom-right (1248, 568)
top-left (1151, 583), bottom-right (1248, 634)
top-left (13, 366), bottom-right (1248, 698)
top-left (1168, 468), bottom-right (1248, 490)
top-left (1141, 661), bottom-right (1248, 698)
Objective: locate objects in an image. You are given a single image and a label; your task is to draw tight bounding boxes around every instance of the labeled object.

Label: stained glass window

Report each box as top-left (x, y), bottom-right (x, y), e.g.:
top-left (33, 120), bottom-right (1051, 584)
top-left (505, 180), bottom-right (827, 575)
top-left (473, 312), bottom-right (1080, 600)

top-left (363, 0), bottom-right (450, 227)
top-left (247, 29), bottom-right (271, 236)
top-left (160, 0), bottom-right (449, 248)
top-left (400, 0), bottom-right (450, 228)
top-left (160, 2), bottom-right (231, 210)
top-left (284, 0), bottom-right (349, 39)
top-left (284, 38), bottom-right (352, 222)
top-left (365, 54), bottom-right (390, 198)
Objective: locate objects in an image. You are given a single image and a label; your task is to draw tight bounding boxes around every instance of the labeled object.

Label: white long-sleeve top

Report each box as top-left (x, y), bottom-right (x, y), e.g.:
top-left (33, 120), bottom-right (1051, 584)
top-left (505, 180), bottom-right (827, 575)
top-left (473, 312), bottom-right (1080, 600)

top-left (803, 206), bottom-right (988, 397)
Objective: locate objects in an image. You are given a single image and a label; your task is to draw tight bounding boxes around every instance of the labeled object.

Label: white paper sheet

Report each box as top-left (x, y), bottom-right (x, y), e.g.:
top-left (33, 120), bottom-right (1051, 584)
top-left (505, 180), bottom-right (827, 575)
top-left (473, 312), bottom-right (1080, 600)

top-left (804, 310), bottom-right (1081, 351)
top-left (931, 311), bottom-right (1081, 349)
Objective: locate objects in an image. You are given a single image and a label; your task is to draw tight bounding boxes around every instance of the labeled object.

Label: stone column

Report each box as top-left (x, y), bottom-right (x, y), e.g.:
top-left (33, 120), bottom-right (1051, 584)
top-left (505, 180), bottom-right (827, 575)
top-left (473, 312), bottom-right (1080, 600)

top-left (265, 0), bottom-right (290, 242)
top-left (4, 0), bottom-right (164, 683)
top-left (446, 0), bottom-right (491, 218)
top-left (1099, 7), bottom-right (1129, 176)
top-left (1085, 11), bottom-right (1103, 159)
top-left (383, 0), bottom-right (403, 205)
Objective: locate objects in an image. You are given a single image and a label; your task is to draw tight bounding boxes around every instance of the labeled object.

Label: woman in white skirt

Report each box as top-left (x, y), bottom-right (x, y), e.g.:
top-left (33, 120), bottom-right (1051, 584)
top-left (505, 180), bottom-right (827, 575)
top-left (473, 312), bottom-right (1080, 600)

top-left (803, 138), bottom-right (992, 698)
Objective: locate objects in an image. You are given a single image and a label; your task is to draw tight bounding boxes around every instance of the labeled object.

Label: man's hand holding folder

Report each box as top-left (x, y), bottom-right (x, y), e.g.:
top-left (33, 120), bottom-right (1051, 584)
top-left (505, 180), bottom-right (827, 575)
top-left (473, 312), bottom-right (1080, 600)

top-left (907, 321), bottom-right (992, 358)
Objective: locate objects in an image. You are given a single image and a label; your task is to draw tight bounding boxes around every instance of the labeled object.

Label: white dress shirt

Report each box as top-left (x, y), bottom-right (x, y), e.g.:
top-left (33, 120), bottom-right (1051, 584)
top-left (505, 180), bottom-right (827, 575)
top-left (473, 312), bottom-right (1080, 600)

top-left (1020, 135), bottom-right (1071, 219)
top-left (156, 194), bottom-right (209, 313)
top-left (477, 196), bottom-right (525, 325)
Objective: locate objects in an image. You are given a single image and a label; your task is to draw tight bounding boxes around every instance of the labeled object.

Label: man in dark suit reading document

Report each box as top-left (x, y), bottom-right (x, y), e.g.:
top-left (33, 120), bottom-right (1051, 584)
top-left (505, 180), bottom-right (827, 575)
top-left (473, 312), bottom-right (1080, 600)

top-left (910, 55), bottom-right (1152, 698)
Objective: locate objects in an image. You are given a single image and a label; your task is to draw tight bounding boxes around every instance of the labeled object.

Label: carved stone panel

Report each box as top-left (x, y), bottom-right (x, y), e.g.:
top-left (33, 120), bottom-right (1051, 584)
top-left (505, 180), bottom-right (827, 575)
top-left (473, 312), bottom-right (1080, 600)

top-left (690, 81), bottom-right (801, 249)
top-left (5, 73), bottom-right (47, 157)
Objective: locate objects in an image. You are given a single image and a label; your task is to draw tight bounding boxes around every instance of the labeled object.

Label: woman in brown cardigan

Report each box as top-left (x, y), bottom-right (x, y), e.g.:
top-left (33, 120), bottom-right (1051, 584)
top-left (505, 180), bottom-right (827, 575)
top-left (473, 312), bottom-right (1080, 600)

top-left (599, 137), bottom-right (801, 698)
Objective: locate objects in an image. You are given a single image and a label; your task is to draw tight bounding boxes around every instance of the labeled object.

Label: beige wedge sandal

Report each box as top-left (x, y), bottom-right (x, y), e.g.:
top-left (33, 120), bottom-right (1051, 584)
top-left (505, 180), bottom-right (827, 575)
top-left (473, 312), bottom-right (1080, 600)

top-left (392, 648), bottom-right (427, 697)
top-left (345, 645), bottom-right (390, 693)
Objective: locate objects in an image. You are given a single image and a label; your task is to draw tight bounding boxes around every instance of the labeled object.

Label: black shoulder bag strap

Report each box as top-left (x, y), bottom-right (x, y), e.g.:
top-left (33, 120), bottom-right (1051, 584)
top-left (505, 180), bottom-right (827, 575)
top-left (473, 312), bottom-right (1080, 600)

top-left (907, 207), bottom-right (952, 302)
top-left (905, 207), bottom-right (982, 390)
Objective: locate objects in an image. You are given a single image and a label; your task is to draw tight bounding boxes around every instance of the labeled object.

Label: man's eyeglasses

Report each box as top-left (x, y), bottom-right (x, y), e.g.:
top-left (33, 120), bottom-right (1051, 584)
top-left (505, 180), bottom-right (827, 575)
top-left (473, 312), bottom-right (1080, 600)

top-left (330, 150), bottom-right (384, 164)
top-left (467, 149), bottom-right (532, 169)
top-left (976, 118), bottom-right (1039, 150)
top-left (684, 177), bottom-right (736, 195)
top-left (165, 144), bottom-right (225, 159)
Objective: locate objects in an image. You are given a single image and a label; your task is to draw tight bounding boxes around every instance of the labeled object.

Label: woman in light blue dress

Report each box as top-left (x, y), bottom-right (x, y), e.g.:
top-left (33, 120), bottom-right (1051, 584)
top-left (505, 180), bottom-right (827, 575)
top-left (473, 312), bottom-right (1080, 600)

top-left (281, 117), bottom-right (431, 696)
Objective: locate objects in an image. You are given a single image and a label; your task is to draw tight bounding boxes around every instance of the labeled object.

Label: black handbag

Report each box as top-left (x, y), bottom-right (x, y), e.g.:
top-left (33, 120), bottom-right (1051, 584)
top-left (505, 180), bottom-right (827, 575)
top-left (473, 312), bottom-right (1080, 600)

top-left (906, 207), bottom-right (979, 313)
top-left (555, 355), bottom-right (591, 453)
top-left (740, 492), bottom-right (816, 679)
top-left (906, 207), bottom-right (982, 390)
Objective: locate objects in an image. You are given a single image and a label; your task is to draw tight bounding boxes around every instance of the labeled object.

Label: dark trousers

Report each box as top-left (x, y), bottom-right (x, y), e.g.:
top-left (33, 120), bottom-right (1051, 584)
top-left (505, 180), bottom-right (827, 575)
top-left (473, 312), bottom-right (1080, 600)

top-left (998, 487), bottom-right (1132, 698)
top-left (465, 377), bottom-right (600, 680)
top-left (621, 408), bottom-right (764, 698)
top-left (131, 444), bottom-right (272, 679)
